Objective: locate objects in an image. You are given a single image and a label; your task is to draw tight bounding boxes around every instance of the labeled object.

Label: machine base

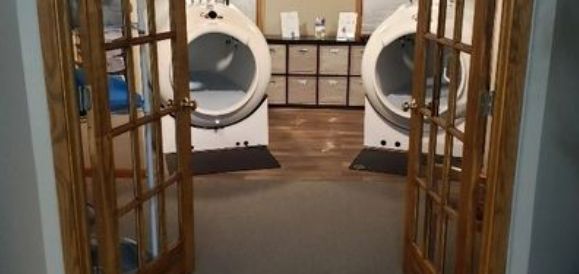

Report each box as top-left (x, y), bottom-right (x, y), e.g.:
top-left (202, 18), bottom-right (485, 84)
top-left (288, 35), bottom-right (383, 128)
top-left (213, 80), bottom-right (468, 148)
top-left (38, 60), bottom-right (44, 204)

top-left (162, 99), bottom-right (269, 153)
top-left (350, 148), bottom-right (408, 175)
top-left (165, 145), bottom-right (280, 175)
top-left (364, 99), bottom-right (412, 150)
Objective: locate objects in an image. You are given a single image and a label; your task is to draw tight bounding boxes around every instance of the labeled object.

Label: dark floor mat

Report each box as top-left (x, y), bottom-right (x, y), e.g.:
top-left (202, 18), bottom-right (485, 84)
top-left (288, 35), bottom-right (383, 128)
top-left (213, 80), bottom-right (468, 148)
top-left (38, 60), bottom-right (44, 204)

top-left (166, 146), bottom-right (281, 176)
top-left (350, 148), bottom-right (409, 175)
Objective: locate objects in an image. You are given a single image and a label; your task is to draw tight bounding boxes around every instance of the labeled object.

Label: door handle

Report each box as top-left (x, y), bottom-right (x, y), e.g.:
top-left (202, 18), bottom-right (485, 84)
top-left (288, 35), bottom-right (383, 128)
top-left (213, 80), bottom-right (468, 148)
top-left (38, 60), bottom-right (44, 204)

top-left (408, 98), bottom-right (418, 111)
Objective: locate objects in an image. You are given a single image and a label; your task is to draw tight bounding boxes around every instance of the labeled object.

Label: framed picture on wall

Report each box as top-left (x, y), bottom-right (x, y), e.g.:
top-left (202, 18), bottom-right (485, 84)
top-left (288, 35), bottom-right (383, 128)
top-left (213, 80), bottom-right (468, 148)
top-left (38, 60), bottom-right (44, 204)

top-left (337, 12), bottom-right (358, 41)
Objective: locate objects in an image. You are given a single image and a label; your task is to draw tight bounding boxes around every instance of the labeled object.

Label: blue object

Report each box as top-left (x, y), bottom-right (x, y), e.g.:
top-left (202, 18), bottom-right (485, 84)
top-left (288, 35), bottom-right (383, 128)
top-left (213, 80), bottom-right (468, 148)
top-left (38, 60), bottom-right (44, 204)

top-left (74, 69), bottom-right (144, 115)
top-left (90, 238), bottom-right (148, 274)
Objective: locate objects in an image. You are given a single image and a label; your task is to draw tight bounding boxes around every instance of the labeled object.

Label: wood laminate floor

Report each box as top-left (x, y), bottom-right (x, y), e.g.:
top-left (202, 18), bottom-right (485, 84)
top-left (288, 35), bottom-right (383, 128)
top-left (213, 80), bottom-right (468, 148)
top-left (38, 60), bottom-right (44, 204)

top-left (196, 108), bottom-right (403, 183)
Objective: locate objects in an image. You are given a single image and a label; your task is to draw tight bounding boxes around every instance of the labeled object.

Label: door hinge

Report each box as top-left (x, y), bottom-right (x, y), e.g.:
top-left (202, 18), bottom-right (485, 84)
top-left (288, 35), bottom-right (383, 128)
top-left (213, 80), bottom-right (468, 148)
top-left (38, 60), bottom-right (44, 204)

top-left (481, 90), bottom-right (495, 116)
top-left (78, 84), bottom-right (92, 116)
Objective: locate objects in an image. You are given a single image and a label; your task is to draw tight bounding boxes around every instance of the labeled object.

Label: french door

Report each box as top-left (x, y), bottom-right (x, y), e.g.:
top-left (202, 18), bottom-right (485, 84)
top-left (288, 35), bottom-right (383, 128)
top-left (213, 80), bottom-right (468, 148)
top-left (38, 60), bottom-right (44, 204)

top-left (404, 0), bottom-right (497, 273)
top-left (77, 0), bottom-right (195, 273)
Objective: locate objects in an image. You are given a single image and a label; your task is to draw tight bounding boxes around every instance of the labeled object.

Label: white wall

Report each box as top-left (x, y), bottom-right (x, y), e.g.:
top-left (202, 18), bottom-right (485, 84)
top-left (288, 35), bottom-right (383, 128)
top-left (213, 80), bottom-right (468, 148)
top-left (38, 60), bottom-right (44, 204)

top-left (362, 0), bottom-right (410, 35)
top-left (526, 0), bottom-right (579, 272)
top-left (506, 0), bottom-right (557, 273)
top-left (0, 0), bottom-right (64, 274)
top-left (508, 0), bottom-right (579, 273)
top-left (229, 0), bottom-right (257, 22)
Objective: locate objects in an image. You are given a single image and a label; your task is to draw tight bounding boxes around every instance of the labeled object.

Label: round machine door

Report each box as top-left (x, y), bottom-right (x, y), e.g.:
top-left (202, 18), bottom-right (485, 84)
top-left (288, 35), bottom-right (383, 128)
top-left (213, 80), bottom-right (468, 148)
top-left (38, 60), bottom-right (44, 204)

top-left (365, 33), bottom-right (469, 131)
top-left (185, 32), bottom-right (265, 128)
top-left (158, 4), bottom-right (271, 129)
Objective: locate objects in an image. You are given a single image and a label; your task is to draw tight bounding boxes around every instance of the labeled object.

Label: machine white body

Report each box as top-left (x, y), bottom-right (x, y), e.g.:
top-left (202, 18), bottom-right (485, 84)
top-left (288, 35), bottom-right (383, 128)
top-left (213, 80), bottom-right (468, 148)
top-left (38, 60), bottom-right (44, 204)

top-left (161, 99), bottom-right (269, 152)
top-left (361, 2), bottom-right (472, 156)
top-left (158, 2), bottom-right (271, 152)
top-left (363, 99), bottom-right (465, 155)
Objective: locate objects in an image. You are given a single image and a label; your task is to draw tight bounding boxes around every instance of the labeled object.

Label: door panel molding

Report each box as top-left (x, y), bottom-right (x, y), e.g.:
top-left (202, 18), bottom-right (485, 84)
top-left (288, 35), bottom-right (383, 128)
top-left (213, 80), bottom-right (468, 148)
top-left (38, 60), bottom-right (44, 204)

top-left (37, 0), bottom-right (92, 273)
top-left (478, 0), bottom-right (534, 273)
top-left (455, 0), bottom-right (497, 272)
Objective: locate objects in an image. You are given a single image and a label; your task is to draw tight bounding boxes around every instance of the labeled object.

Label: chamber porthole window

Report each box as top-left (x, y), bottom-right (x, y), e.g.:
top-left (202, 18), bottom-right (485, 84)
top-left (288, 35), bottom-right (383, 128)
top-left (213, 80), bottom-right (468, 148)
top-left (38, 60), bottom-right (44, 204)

top-left (188, 33), bottom-right (257, 112)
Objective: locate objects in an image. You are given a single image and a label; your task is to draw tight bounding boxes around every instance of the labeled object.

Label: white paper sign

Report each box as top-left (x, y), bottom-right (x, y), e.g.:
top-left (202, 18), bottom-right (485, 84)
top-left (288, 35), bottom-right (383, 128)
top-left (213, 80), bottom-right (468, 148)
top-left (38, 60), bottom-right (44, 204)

top-left (337, 12), bottom-right (358, 41)
top-left (281, 12), bottom-right (300, 39)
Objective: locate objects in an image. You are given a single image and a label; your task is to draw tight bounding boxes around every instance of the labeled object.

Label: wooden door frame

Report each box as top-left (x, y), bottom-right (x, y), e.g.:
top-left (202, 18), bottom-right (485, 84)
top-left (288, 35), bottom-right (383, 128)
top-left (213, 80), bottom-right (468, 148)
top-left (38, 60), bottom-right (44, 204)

top-left (36, 0), bottom-right (92, 273)
top-left (478, 0), bottom-right (534, 273)
top-left (37, 0), bottom-right (533, 273)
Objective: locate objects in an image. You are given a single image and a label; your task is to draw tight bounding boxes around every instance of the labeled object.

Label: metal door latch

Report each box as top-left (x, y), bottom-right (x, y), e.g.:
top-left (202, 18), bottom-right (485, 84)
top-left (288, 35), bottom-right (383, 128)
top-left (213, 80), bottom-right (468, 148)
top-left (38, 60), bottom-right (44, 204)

top-left (180, 98), bottom-right (197, 111)
top-left (164, 99), bottom-right (175, 109)
top-left (406, 98), bottom-right (419, 111)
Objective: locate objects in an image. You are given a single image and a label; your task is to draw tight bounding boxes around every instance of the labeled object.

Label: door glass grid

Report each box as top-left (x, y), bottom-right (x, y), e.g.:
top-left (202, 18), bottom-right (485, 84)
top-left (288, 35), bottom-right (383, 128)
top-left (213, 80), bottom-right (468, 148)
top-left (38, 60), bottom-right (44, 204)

top-left (113, 5), bottom-right (175, 271)
top-left (408, 0), bottom-right (479, 273)
top-left (80, 0), bottom-right (192, 273)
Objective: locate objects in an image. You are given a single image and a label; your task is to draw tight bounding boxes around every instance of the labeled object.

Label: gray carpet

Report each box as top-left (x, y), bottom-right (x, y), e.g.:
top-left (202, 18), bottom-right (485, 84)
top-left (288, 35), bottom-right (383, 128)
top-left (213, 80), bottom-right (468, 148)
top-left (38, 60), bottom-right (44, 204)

top-left (192, 180), bottom-right (405, 274)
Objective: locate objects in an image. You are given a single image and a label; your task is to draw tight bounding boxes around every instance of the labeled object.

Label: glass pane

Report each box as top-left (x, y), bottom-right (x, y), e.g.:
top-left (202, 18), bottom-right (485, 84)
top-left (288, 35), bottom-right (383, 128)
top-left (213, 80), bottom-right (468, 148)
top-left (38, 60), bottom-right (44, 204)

top-left (133, 0), bottom-right (152, 37)
top-left (101, 0), bottom-right (123, 37)
top-left (462, 0), bottom-right (476, 45)
top-left (159, 122), bottom-right (179, 178)
top-left (451, 51), bottom-right (470, 136)
top-left (143, 197), bottom-right (161, 260)
top-left (112, 130), bottom-right (136, 209)
top-left (111, 120), bottom-right (134, 169)
top-left (415, 186), bottom-right (427, 249)
top-left (440, 48), bottom-right (467, 121)
top-left (138, 120), bottom-right (167, 259)
top-left (426, 197), bottom-right (441, 267)
top-left (155, 0), bottom-right (172, 33)
top-left (444, 0), bottom-right (458, 40)
top-left (420, 123), bottom-right (430, 178)
top-left (429, 0), bottom-right (440, 35)
top-left (106, 47), bottom-right (126, 75)
top-left (429, 0), bottom-right (456, 39)
top-left (448, 138), bottom-right (463, 211)
top-left (156, 39), bottom-right (175, 102)
top-left (443, 215), bottom-right (458, 274)
top-left (424, 40), bottom-right (438, 110)
top-left (433, 127), bottom-right (446, 194)
top-left (106, 45), bottom-right (142, 124)
top-left (118, 210), bottom-right (139, 273)
top-left (164, 183), bottom-right (181, 249)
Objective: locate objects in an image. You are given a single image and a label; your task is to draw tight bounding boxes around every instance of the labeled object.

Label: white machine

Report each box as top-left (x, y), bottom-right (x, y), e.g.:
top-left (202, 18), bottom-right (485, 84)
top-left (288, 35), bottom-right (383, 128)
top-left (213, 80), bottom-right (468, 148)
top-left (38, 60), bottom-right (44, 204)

top-left (158, 1), bottom-right (271, 152)
top-left (361, 1), bottom-right (473, 155)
